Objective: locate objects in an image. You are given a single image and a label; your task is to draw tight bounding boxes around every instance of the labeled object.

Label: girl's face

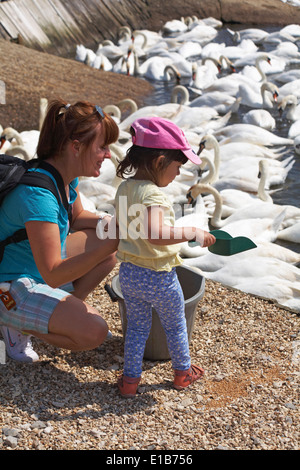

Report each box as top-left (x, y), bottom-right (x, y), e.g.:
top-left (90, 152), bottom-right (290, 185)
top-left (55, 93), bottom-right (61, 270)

top-left (80, 124), bottom-right (111, 177)
top-left (157, 159), bottom-right (183, 187)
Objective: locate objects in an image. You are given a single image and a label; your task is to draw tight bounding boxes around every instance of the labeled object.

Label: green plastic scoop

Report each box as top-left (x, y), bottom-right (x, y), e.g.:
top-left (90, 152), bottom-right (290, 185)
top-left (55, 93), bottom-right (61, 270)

top-left (188, 230), bottom-right (257, 256)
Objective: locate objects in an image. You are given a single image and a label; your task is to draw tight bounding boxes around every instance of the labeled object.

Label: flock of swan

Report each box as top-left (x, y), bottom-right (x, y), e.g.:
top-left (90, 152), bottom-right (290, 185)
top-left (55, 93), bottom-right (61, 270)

top-left (1, 15), bottom-right (300, 313)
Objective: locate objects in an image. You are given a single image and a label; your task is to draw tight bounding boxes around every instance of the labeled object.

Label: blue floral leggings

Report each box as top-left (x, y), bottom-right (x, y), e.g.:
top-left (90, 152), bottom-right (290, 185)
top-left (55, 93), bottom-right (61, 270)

top-left (119, 262), bottom-right (191, 378)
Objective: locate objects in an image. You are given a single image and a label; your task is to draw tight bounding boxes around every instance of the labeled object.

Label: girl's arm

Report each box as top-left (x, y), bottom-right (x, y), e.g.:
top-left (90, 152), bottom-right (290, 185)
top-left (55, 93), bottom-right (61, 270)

top-left (146, 206), bottom-right (215, 247)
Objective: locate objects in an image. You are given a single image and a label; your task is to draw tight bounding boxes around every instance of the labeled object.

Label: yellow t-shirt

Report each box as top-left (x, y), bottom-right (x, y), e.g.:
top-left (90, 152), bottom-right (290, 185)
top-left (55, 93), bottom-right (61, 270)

top-left (115, 179), bottom-right (183, 271)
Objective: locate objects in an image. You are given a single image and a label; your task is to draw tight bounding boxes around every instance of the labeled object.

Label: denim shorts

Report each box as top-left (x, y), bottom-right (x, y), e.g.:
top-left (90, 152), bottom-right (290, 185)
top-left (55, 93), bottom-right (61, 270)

top-left (0, 241), bottom-right (74, 334)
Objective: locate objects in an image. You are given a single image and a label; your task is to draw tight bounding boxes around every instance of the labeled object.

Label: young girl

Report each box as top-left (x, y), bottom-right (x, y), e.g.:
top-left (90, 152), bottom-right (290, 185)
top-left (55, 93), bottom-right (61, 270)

top-left (114, 117), bottom-right (216, 397)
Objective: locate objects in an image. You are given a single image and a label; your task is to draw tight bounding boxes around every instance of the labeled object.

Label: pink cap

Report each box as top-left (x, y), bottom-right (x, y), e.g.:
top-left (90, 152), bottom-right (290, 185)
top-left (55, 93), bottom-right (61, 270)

top-left (131, 117), bottom-right (201, 165)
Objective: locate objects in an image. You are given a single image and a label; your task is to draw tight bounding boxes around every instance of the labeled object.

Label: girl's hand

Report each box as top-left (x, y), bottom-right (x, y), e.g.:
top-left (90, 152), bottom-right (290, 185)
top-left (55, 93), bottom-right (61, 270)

top-left (195, 229), bottom-right (216, 247)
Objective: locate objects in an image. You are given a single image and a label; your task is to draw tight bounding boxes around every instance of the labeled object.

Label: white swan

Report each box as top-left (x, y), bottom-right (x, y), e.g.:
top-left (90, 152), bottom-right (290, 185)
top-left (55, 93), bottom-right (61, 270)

top-left (0, 127), bottom-right (39, 159)
top-left (214, 123), bottom-right (294, 146)
top-left (202, 54), bottom-right (272, 97)
top-left (276, 221), bottom-right (300, 244)
top-left (242, 109), bottom-right (276, 131)
top-left (189, 90), bottom-right (241, 115)
top-left (199, 256), bottom-right (300, 312)
top-left (39, 97), bottom-right (48, 131)
top-left (237, 81), bottom-right (279, 109)
top-left (188, 172), bottom-right (300, 230)
top-left (278, 94), bottom-right (300, 121)
top-left (227, 28), bottom-right (268, 45)
top-left (197, 135), bottom-right (294, 190)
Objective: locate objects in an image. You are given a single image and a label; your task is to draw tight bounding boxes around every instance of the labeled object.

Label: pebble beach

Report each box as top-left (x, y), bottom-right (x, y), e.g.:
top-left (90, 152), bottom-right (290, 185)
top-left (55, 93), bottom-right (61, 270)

top-left (1, 264), bottom-right (299, 451)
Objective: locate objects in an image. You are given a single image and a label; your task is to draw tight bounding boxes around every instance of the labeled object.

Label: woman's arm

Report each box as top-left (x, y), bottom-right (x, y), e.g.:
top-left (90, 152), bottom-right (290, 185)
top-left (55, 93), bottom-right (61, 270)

top-left (71, 189), bottom-right (113, 231)
top-left (146, 206), bottom-right (215, 247)
top-left (25, 219), bottom-right (117, 288)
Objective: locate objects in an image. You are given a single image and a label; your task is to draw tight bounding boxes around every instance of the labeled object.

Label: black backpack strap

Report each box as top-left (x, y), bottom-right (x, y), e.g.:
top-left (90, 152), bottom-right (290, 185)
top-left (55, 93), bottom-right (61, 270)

top-left (21, 160), bottom-right (72, 226)
top-left (0, 229), bottom-right (27, 263)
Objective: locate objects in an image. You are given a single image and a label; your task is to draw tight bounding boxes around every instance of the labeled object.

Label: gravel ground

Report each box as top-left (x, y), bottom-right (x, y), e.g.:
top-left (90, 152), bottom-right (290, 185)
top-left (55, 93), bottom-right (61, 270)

top-left (0, 264), bottom-right (299, 451)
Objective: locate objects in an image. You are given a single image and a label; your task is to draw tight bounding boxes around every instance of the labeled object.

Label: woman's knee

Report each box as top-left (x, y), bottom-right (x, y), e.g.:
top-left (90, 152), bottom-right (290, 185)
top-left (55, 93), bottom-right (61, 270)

top-left (48, 297), bottom-right (109, 350)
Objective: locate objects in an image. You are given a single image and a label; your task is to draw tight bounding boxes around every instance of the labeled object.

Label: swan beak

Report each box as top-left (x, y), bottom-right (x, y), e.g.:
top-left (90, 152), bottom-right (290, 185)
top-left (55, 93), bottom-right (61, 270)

top-left (176, 73), bottom-right (181, 84)
top-left (267, 57), bottom-right (271, 65)
top-left (273, 91), bottom-right (278, 102)
top-left (217, 64), bottom-right (222, 73)
top-left (0, 136), bottom-right (6, 149)
top-left (230, 65), bottom-right (236, 73)
top-left (186, 190), bottom-right (196, 207)
top-left (197, 141), bottom-right (206, 155)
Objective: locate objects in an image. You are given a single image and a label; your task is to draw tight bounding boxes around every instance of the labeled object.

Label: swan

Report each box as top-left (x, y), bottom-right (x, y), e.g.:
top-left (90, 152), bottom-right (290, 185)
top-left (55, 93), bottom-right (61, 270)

top-left (287, 119), bottom-right (300, 139)
top-left (162, 19), bottom-right (188, 34)
top-left (197, 135), bottom-right (294, 189)
top-left (188, 59), bottom-right (220, 91)
top-left (227, 28), bottom-right (268, 45)
top-left (278, 79), bottom-right (300, 99)
top-left (237, 81), bottom-right (279, 109)
top-left (95, 40), bottom-right (128, 60)
top-left (118, 87), bottom-right (191, 132)
top-left (0, 127), bottom-right (39, 159)
top-left (274, 68), bottom-right (300, 84)
top-left (3, 145), bottom-right (31, 161)
top-left (175, 24), bottom-right (219, 46)
top-left (77, 179), bottom-right (116, 212)
top-left (278, 94), bottom-right (300, 121)
top-left (176, 41), bottom-right (202, 59)
top-left (103, 104), bottom-right (122, 122)
top-left (202, 54), bottom-right (273, 97)
top-left (198, 162), bottom-right (274, 219)
top-left (199, 256), bottom-right (300, 311)
top-left (39, 97), bottom-right (48, 131)
top-left (188, 171), bottom-right (300, 230)
top-left (233, 52), bottom-right (285, 75)
top-left (276, 221), bottom-right (300, 244)
top-left (127, 48), bottom-right (184, 81)
top-left (214, 123), bottom-right (294, 146)
top-left (242, 109), bottom-right (276, 130)
top-left (294, 135), bottom-right (300, 155)
top-left (189, 89), bottom-right (241, 115)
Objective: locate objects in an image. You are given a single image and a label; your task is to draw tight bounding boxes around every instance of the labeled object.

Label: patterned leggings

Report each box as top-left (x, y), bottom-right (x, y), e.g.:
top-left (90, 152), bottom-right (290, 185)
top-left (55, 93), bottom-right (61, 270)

top-left (119, 262), bottom-right (191, 378)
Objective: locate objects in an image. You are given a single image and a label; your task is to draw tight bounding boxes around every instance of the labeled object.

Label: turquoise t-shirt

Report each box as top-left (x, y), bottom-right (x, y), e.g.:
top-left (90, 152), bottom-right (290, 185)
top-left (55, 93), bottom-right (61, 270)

top-left (0, 168), bottom-right (78, 284)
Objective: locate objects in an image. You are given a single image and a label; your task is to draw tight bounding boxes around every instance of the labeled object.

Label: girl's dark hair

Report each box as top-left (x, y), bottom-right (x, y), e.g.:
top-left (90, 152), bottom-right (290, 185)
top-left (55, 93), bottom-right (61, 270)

top-left (37, 99), bottom-right (119, 160)
top-left (116, 126), bottom-right (188, 184)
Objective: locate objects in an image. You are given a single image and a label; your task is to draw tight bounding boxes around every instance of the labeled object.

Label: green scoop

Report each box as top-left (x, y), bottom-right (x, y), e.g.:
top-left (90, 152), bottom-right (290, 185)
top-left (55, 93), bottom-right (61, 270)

top-left (188, 230), bottom-right (257, 256)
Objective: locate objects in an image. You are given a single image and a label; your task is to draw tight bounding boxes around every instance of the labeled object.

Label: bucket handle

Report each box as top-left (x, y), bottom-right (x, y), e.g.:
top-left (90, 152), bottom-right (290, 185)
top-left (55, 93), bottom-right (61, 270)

top-left (104, 283), bottom-right (120, 302)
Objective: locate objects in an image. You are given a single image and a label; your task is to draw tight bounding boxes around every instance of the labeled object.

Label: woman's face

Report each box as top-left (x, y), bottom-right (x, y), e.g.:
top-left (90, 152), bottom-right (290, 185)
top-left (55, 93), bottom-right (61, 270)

top-left (81, 123), bottom-right (111, 177)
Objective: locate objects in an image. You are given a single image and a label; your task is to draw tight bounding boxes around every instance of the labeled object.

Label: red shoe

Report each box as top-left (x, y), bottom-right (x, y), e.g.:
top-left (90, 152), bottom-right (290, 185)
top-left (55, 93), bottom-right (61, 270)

top-left (117, 375), bottom-right (141, 398)
top-left (173, 364), bottom-right (204, 390)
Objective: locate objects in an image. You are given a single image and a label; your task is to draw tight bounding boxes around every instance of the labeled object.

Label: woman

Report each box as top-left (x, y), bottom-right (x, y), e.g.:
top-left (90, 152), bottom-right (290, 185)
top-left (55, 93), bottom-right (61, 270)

top-left (0, 99), bottom-right (119, 362)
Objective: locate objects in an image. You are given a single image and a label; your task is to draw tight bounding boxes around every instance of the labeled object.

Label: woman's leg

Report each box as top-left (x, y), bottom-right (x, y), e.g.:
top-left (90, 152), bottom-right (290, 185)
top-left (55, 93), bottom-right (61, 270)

top-left (29, 294), bottom-right (109, 351)
top-left (66, 228), bottom-right (118, 300)
top-left (26, 228), bottom-right (118, 350)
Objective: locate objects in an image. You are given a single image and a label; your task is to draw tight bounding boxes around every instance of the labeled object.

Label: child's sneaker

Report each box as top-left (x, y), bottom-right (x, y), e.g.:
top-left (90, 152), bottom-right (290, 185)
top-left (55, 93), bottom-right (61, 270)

top-left (0, 326), bottom-right (39, 363)
top-left (117, 375), bottom-right (141, 398)
top-left (173, 364), bottom-right (204, 390)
